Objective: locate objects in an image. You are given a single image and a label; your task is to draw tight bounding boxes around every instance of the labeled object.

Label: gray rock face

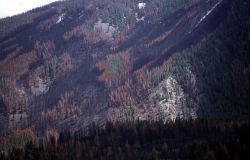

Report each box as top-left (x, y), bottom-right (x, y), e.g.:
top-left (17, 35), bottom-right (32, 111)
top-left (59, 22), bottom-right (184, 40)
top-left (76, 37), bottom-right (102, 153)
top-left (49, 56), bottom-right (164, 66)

top-left (94, 19), bottom-right (118, 39)
top-left (152, 76), bottom-right (197, 121)
top-left (31, 77), bottom-right (52, 96)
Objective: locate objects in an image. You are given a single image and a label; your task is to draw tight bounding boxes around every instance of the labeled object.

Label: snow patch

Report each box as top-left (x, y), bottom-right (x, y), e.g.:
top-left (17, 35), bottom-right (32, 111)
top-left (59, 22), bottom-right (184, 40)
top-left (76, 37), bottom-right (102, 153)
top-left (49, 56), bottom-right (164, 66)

top-left (135, 13), bottom-right (145, 21)
top-left (138, 2), bottom-right (146, 9)
top-left (196, 0), bottom-right (223, 27)
top-left (56, 14), bottom-right (65, 24)
top-left (137, 16), bottom-right (145, 21)
top-left (79, 11), bottom-right (84, 19)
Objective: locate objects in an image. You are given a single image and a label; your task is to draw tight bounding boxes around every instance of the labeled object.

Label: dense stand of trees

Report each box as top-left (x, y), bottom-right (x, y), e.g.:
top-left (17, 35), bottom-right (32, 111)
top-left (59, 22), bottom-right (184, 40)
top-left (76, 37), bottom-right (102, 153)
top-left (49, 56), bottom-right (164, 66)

top-left (147, 0), bottom-right (250, 118)
top-left (1, 119), bottom-right (250, 160)
top-left (0, 2), bottom-right (250, 159)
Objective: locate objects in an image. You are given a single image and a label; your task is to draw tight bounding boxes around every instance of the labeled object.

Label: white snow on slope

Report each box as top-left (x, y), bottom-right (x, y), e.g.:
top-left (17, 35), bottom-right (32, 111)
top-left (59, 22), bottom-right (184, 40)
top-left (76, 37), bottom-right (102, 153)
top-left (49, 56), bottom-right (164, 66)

top-left (56, 14), bottom-right (65, 24)
top-left (195, 0), bottom-right (223, 27)
top-left (135, 13), bottom-right (145, 21)
top-left (138, 2), bottom-right (146, 9)
top-left (79, 11), bottom-right (84, 19)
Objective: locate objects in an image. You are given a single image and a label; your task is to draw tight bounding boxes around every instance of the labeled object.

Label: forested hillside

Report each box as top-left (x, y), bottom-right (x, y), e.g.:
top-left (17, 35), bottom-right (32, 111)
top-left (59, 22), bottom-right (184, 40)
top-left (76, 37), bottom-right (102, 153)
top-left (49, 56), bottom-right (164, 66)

top-left (0, 0), bottom-right (250, 158)
top-left (1, 119), bottom-right (250, 159)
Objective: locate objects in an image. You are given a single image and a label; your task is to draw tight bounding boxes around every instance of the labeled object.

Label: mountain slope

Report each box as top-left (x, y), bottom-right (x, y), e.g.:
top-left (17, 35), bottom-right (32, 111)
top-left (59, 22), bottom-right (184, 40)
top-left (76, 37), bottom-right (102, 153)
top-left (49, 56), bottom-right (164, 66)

top-left (0, 0), bottom-right (249, 135)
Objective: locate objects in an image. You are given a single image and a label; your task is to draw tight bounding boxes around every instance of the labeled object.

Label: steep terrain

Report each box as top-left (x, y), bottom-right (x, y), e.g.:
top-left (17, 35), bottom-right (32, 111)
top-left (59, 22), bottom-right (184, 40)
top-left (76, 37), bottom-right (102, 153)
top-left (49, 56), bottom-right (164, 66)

top-left (0, 0), bottom-right (249, 136)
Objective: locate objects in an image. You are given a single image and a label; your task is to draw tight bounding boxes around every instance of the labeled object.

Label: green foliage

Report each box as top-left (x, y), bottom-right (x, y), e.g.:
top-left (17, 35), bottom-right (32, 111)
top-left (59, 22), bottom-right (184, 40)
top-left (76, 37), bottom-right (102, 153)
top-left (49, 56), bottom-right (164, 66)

top-left (44, 56), bottom-right (62, 78)
top-left (0, 134), bottom-right (33, 152)
top-left (152, 0), bottom-right (250, 118)
top-left (150, 67), bottom-right (170, 86)
top-left (109, 55), bottom-right (124, 77)
top-left (121, 107), bottom-right (135, 122)
top-left (2, 119), bottom-right (250, 159)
